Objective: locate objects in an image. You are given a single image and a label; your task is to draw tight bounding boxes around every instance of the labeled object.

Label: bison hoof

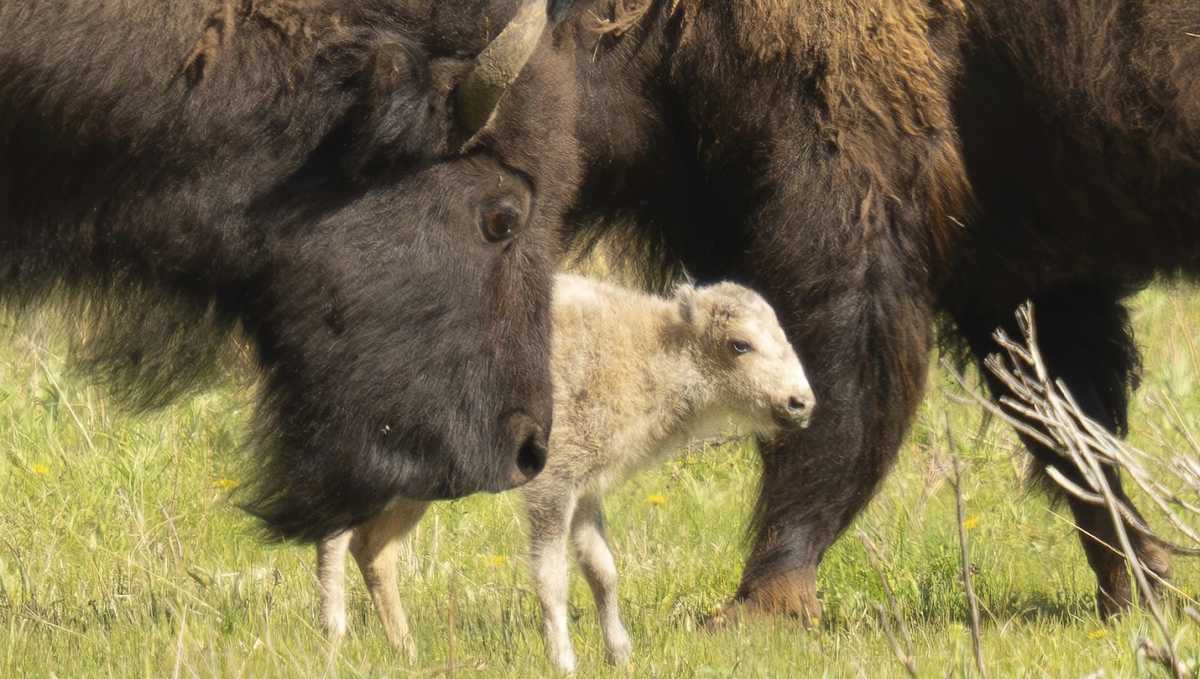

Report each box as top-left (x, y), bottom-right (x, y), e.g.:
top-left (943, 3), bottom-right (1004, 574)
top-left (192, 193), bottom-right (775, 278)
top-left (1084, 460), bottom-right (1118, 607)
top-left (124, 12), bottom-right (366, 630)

top-left (700, 581), bottom-right (823, 631)
top-left (1093, 542), bottom-right (1172, 621)
top-left (699, 603), bottom-right (739, 632)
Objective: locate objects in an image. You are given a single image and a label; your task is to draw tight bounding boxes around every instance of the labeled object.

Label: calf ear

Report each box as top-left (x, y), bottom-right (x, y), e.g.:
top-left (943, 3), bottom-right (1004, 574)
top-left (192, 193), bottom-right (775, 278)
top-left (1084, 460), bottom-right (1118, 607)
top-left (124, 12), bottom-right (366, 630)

top-left (673, 284), bottom-right (698, 328)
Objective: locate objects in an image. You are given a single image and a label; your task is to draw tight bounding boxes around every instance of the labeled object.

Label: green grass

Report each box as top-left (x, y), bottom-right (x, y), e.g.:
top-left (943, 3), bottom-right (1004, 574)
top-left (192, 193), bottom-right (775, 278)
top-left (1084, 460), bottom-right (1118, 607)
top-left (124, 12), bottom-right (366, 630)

top-left (4, 286), bottom-right (1200, 677)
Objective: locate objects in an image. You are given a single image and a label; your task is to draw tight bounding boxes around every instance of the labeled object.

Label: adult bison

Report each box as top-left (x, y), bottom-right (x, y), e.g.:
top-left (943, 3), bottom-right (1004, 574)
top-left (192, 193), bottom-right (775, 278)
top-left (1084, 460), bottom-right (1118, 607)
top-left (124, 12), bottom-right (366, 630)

top-left (547, 0), bottom-right (1199, 621)
top-left (0, 0), bottom-right (579, 542)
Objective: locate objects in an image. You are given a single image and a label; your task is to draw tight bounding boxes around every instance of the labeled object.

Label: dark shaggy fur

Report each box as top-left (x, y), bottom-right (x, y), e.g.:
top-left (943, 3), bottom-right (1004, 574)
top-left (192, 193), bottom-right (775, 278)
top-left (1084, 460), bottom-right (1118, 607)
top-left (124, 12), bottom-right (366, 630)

top-left (945, 0), bottom-right (1197, 616)
top-left (549, 0), bottom-right (1198, 620)
top-left (0, 0), bottom-right (580, 542)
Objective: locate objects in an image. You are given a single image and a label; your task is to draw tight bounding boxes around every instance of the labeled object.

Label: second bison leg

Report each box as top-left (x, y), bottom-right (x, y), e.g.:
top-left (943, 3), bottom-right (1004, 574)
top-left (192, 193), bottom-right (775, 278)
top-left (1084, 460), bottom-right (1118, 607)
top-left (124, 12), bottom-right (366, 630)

top-left (723, 278), bottom-right (937, 625)
top-left (960, 289), bottom-right (1170, 618)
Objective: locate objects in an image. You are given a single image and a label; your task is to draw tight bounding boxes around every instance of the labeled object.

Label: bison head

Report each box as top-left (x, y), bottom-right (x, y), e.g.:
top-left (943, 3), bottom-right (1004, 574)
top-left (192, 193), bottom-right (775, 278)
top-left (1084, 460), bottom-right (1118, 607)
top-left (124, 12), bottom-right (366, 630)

top-left (239, 0), bottom-right (579, 541)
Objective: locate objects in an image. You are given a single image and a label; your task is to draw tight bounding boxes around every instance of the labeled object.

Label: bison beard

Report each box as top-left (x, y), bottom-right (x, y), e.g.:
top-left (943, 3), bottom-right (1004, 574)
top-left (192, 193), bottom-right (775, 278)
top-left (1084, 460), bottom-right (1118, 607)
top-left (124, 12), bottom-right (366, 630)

top-left (0, 0), bottom-right (579, 542)
top-left (554, 0), bottom-right (1199, 621)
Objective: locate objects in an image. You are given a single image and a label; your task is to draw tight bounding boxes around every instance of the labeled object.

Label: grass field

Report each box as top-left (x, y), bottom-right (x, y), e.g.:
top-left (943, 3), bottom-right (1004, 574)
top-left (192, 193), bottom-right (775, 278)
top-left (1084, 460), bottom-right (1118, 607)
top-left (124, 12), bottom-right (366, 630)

top-left (3, 285), bottom-right (1200, 677)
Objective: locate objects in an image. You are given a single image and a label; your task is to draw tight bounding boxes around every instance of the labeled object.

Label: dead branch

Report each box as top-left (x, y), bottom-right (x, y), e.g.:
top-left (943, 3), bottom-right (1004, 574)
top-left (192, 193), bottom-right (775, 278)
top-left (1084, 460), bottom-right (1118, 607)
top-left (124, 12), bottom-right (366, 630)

top-left (948, 302), bottom-right (1197, 679)
top-left (859, 531), bottom-right (918, 678)
top-left (947, 418), bottom-right (987, 679)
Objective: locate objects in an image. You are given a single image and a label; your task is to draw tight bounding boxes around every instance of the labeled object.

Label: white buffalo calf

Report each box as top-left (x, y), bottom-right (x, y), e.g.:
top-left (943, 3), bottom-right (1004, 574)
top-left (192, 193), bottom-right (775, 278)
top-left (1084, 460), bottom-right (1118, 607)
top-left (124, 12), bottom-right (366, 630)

top-left (315, 274), bottom-right (814, 670)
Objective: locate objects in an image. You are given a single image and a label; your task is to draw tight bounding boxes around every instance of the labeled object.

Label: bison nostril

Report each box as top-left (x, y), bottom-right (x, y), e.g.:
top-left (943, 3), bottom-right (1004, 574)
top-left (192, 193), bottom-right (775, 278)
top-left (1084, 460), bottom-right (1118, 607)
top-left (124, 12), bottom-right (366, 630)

top-left (516, 432), bottom-right (547, 479)
top-left (503, 412), bottom-right (549, 487)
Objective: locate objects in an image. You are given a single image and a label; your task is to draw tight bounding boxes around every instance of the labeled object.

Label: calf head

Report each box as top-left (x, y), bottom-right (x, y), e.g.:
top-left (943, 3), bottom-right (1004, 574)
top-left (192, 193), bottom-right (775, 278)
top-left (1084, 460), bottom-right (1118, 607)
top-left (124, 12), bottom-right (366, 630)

top-left (675, 282), bottom-right (815, 433)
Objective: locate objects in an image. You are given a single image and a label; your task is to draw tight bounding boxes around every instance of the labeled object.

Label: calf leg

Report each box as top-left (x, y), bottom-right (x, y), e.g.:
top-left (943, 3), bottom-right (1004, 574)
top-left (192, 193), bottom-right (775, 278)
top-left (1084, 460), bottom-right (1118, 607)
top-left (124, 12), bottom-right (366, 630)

top-left (570, 494), bottom-right (630, 666)
top-left (317, 530), bottom-right (353, 640)
top-left (527, 491), bottom-right (579, 673)
top-left (349, 499), bottom-right (430, 660)
top-left (959, 289), bottom-right (1169, 618)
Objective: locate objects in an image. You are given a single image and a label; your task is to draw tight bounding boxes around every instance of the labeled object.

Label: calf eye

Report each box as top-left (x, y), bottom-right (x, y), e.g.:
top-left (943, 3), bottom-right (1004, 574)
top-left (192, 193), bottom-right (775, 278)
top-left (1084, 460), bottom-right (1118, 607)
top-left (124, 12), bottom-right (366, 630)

top-left (479, 203), bottom-right (523, 243)
top-left (729, 339), bottom-right (753, 355)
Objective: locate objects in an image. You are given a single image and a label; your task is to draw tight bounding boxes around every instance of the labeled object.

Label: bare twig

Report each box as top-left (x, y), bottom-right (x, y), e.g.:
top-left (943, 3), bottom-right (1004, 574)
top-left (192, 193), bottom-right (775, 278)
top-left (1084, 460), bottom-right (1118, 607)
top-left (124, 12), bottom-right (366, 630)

top-left (1141, 638), bottom-right (1195, 678)
top-left (874, 604), bottom-right (918, 678)
top-left (25, 338), bottom-right (95, 454)
top-left (946, 357), bottom-right (1200, 558)
top-left (947, 417), bottom-right (987, 678)
top-left (681, 433), bottom-right (752, 457)
top-left (859, 531), bottom-right (918, 677)
top-left (949, 302), bottom-right (1200, 678)
top-left (171, 605), bottom-right (188, 679)
top-left (446, 572), bottom-right (458, 679)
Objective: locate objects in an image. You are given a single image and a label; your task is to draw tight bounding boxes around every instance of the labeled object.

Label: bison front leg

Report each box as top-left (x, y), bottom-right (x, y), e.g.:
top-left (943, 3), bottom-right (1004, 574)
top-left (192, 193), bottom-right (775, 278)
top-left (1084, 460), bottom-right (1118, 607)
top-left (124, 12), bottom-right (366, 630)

top-left (959, 289), bottom-right (1170, 618)
top-left (1067, 468), bottom-right (1170, 619)
top-left (713, 272), bottom-right (938, 626)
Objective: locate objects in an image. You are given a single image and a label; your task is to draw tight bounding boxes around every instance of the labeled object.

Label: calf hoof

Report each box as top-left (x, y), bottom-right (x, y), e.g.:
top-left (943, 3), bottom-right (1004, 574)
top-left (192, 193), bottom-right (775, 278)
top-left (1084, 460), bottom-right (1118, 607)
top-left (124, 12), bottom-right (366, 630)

top-left (322, 612), bottom-right (348, 642)
top-left (702, 569), bottom-right (822, 631)
top-left (382, 630), bottom-right (419, 664)
top-left (399, 636), bottom-right (418, 665)
top-left (604, 630), bottom-right (632, 667)
top-left (551, 649), bottom-right (578, 674)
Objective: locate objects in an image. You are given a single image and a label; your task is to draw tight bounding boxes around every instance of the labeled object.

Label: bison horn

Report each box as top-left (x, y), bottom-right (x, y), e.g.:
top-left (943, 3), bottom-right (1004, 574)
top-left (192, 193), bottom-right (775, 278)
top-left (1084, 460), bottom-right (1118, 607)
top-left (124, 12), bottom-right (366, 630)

top-left (456, 0), bottom-right (548, 134)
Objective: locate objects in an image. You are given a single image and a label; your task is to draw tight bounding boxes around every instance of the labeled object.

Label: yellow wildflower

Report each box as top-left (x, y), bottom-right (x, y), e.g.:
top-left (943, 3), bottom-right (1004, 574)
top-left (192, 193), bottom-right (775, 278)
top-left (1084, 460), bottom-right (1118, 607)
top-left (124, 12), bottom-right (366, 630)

top-left (30, 463), bottom-right (49, 476)
top-left (646, 494), bottom-right (667, 507)
top-left (961, 515), bottom-right (979, 530)
top-left (213, 478), bottom-right (239, 490)
top-left (1087, 629), bottom-right (1108, 640)
top-left (488, 554), bottom-right (507, 568)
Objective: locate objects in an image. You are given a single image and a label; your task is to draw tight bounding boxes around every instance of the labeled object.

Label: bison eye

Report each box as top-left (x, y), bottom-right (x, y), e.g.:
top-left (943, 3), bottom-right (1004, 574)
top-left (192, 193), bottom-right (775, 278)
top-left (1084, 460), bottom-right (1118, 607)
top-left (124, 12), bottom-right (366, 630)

top-left (729, 339), bottom-right (753, 355)
top-left (479, 203), bottom-right (522, 243)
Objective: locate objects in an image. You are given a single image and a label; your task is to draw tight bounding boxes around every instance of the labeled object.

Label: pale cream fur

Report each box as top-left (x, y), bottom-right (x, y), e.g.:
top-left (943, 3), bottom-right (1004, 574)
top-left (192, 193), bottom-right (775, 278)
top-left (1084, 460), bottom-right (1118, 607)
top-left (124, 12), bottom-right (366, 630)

top-left (315, 273), bottom-right (813, 671)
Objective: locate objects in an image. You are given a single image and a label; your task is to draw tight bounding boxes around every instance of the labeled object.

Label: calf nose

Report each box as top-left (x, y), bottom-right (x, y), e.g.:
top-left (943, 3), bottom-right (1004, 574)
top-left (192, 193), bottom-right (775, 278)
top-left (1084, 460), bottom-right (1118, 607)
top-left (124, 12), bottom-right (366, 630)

top-left (786, 390), bottom-right (816, 428)
top-left (505, 412), bottom-right (548, 487)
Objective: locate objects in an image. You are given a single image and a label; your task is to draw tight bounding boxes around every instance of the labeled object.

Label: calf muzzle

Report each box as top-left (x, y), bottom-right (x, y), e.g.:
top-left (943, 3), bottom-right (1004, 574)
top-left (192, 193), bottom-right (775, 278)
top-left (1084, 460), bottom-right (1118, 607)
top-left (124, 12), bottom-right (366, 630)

top-left (775, 390), bottom-right (816, 430)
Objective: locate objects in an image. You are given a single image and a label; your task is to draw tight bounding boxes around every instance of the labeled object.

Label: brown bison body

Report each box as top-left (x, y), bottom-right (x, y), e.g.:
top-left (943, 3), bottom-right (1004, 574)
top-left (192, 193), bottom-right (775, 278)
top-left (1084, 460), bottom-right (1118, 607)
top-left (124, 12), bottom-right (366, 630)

top-left (0, 0), bottom-right (579, 541)
top-left (550, 0), bottom-right (1199, 620)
